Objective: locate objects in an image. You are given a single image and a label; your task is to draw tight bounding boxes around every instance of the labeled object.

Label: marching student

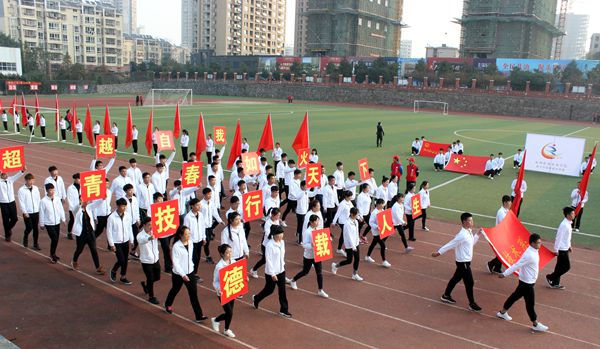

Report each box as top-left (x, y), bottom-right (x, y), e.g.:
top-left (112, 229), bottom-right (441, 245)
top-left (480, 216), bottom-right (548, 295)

top-left (281, 159), bottom-right (297, 206)
top-left (66, 173), bottom-right (81, 240)
top-left (152, 163), bottom-right (168, 196)
top-left (131, 125), bottom-right (139, 154)
top-left (206, 134), bottom-right (215, 164)
top-left (411, 138), bottom-right (420, 155)
top-left (275, 153), bottom-right (288, 197)
top-left (137, 172), bottom-right (156, 221)
top-left (107, 198), bottom-right (134, 284)
top-left (434, 149), bottom-right (445, 171)
top-left (272, 142), bottom-right (283, 169)
top-left (510, 174), bottom-right (527, 217)
top-left (17, 173), bottom-right (41, 249)
top-left (90, 155), bottom-right (115, 175)
top-left (570, 184), bottom-right (588, 232)
top-left (155, 150), bottom-right (177, 196)
top-left (497, 233), bottom-right (548, 332)
top-left (404, 183), bottom-right (417, 241)
top-left (169, 179), bottom-right (198, 223)
top-left (0, 168), bottom-right (24, 242)
top-left (27, 112), bottom-right (35, 135)
top-left (331, 207), bottom-right (363, 281)
top-left (39, 114), bottom-right (46, 138)
top-left (332, 190), bottom-right (354, 256)
top-left (111, 122), bottom-right (119, 149)
top-left (123, 184), bottom-right (141, 258)
top-left (546, 207), bottom-right (575, 289)
top-left (322, 175), bottom-right (339, 228)
top-left (252, 224), bottom-right (292, 318)
top-left (201, 187), bottom-right (224, 264)
top-left (137, 216), bottom-right (161, 304)
top-left (405, 157), bottom-right (419, 193)
top-left (588, 153), bottom-right (597, 173)
top-left (375, 176), bottom-right (390, 207)
top-left (185, 198), bottom-right (206, 277)
top-left (164, 225), bottom-right (208, 322)
top-left (211, 244), bottom-right (237, 338)
top-left (281, 169), bottom-right (302, 224)
top-left (365, 199), bottom-right (392, 268)
top-left (59, 117), bottom-right (67, 141)
top-left (388, 175), bottom-right (399, 200)
top-left (93, 179), bottom-right (112, 241)
top-left (455, 140), bottom-right (464, 154)
top-left (110, 166), bottom-right (134, 200)
top-left (150, 192), bottom-right (173, 273)
top-left (392, 194), bottom-right (413, 253)
top-left (39, 183), bottom-right (66, 263)
top-left (419, 181), bottom-right (430, 231)
top-left (75, 118), bottom-right (83, 144)
top-left (1, 109), bottom-right (7, 131)
top-left (333, 162), bottom-right (345, 201)
top-left (289, 214), bottom-right (329, 298)
top-left (250, 208), bottom-right (281, 278)
top-left (92, 120), bottom-right (100, 141)
top-left (45, 166), bottom-right (67, 203)
top-left (487, 195), bottom-right (512, 274)
top-left (126, 158), bottom-right (143, 187)
top-left (71, 201), bottom-right (104, 275)
top-left (513, 149), bottom-right (523, 168)
top-left (432, 212), bottom-right (482, 312)
top-left (357, 183), bottom-right (372, 243)
top-left (220, 211), bottom-right (249, 261)
top-left (484, 154), bottom-right (495, 179)
top-left (303, 200), bottom-right (323, 231)
top-left (262, 178), bottom-right (278, 212)
top-left (494, 153), bottom-right (505, 176)
top-left (181, 129), bottom-right (190, 162)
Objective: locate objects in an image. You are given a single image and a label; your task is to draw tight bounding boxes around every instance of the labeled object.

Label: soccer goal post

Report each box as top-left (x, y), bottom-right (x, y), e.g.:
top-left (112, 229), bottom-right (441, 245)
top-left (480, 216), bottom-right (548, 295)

top-left (413, 100), bottom-right (449, 115)
top-left (11, 104), bottom-right (60, 144)
top-left (146, 89), bottom-right (193, 107)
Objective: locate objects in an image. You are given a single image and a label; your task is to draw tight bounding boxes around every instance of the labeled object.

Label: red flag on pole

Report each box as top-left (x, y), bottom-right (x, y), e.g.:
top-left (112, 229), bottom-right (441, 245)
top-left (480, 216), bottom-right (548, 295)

top-left (510, 151), bottom-right (527, 215)
top-left (34, 93), bottom-right (40, 126)
top-left (145, 110), bottom-right (154, 155)
top-left (54, 95), bottom-right (59, 132)
top-left (291, 112), bottom-right (309, 155)
top-left (20, 93), bottom-right (27, 126)
top-left (575, 145), bottom-right (596, 215)
top-left (71, 104), bottom-right (78, 140)
top-left (84, 105), bottom-right (94, 146)
top-left (173, 103), bottom-right (181, 138)
top-left (227, 120), bottom-right (242, 169)
top-left (195, 113), bottom-right (207, 156)
top-left (103, 105), bottom-right (111, 135)
top-left (9, 94), bottom-right (16, 115)
top-left (257, 113), bottom-right (274, 152)
top-left (125, 104), bottom-right (133, 148)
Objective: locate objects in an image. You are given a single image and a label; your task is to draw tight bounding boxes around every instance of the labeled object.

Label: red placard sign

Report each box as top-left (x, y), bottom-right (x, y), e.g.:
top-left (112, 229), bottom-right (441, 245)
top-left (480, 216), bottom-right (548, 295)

top-left (80, 170), bottom-right (106, 202)
top-left (151, 199), bottom-right (180, 238)
top-left (377, 209), bottom-right (395, 239)
top-left (219, 258), bottom-right (248, 305)
top-left (69, 84), bottom-right (77, 91)
top-left (95, 135), bottom-right (115, 157)
top-left (411, 194), bottom-right (422, 219)
top-left (0, 145), bottom-right (25, 172)
top-left (213, 126), bottom-right (226, 145)
top-left (156, 130), bottom-right (175, 151)
top-left (241, 152), bottom-right (260, 176)
top-left (242, 190), bottom-right (263, 222)
top-left (181, 161), bottom-right (203, 188)
top-left (312, 228), bottom-right (333, 262)
top-left (358, 158), bottom-right (369, 181)
top-left (305, 162), bottom-right (322, 189)
top-left (297, 147), bottom-right (310, 169)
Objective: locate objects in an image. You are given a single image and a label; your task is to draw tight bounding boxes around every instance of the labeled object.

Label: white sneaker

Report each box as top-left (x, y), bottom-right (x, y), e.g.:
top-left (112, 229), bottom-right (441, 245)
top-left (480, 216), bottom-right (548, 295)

top-left (574, 228), bottom-right (579, 232)
top-left (382, 260), bottom-right (391, 268)
top-left (365, 256), bottom-right (375, 263)
top-left (423, 227), bottom-right (430, 231)
top-left (223, 329), bottom-right (236, 338)
top-left (336, 249), bottom-right (347, 257)
top-left (405, 246), bottom-right (414, 253)
top-left (249, 269), bottom-right (258, 279)
top-left (290, 280), bottom-right (298, 290)
top-left (352, 273), bottom-right (363, 281)
top-left (532, 323), bottom-right (548, 332)
top-left (331, 262), bottom-right (338, 275)
top-left (317, 289), bottom-right (329, 298)
top-left (280, 221), bottom-right (288, 227)
top-left (496, 311), bottom-right (512, 321)
top-left (285, 277), bottom-right (293, 284)
top-left (210, 317), bottom-right (219, 332)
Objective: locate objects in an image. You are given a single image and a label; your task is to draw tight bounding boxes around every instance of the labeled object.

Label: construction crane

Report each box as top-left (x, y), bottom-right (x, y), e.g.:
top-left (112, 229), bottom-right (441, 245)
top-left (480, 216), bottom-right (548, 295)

top-left (553, 0), bottom-right (569, 59)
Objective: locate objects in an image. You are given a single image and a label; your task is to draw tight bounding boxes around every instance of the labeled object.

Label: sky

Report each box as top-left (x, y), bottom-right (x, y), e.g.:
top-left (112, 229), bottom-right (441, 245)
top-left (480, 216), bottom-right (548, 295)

top-left (137, 0), bottom-right (600, 57)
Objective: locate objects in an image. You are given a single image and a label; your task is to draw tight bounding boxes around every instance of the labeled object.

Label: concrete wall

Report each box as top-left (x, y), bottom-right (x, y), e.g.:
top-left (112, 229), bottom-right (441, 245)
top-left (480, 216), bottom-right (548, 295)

top-left (96, 81), bottom-right (152, 95)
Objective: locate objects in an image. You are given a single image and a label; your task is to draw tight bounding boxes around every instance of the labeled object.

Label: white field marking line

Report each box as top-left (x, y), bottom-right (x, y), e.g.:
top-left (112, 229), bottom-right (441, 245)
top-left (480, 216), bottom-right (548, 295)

top-left (563, 127), bottom-right (591, 137)
top-left (430, 154), bottom-right (517, 192)
top-left (453, 129), bottom-right (523, 147)
top-left (7, 241), bottom-right (259, 349)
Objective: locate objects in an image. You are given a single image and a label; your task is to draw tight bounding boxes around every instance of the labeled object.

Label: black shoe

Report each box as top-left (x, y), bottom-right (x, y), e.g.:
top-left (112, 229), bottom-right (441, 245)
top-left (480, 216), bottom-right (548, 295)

top-left (33, 244), bottom-right (41, 251)
top-left (469, 303), bottom-right (482, 312)
top-left (195, 316), bottom-right (208, 323)
top-left (408, 238), bottom-right (416, 241)
top-left (50, 255), bottom-right (58, 264)
top-left (196, 277), bottom-right (204, 283)
top-left (441, 294), bottom-right (456, 304)
top-left (148, 297), bottom-right (159, 305)
top-left (252, 295), bottom-right (258, 309)
top-left (67, 233), bottom-right (73, 240)
top-left (141, 281), bottom-right (148, 294)
top-left (120, 278), bottom-right (132, 285)
top-left (545, 274), bottom-right (554, 288)
top-left (110, 270), bottom-right (117, 282)
top-left (279, 311), bottom-right (292, 318)
top-left (206, 257), bottom-right (214, 264)
top-left (486, 261), bottom-right (494, 274)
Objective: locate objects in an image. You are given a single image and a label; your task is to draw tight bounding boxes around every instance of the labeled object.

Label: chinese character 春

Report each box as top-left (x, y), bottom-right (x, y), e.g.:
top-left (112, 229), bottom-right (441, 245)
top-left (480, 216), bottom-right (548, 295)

top-left (183, 164), bottom-right (200, 186)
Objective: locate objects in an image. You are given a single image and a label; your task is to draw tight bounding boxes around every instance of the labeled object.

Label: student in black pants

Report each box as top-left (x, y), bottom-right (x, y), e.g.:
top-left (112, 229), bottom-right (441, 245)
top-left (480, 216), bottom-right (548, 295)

top-left (137, 217), bottom-right (161, 304)
top-left (404, 183), bottom-right (417, 241)
top-left (211, 244), bottom-right (237, 338)
top-left (18, 173), bottom-right (41, 249)
top-left (107, 198), bottom-right (134, 284)
top-left (39, 183), bottom-right (66, 263)
top-left (0, 169), bottom-right (24, 242)
top-left (151, 192), bottom-right (173, 272)
top-left (332, 208), bottom-right (363, 281)
top-left (71, 201), bottom-right (104, 275)
top-left (546, 207), bottom-right (576, 289)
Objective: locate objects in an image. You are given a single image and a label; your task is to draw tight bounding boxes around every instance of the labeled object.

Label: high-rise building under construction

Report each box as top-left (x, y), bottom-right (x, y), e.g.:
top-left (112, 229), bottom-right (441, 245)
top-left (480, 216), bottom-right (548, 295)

top-left (459, 0), bottom-right (562, 59)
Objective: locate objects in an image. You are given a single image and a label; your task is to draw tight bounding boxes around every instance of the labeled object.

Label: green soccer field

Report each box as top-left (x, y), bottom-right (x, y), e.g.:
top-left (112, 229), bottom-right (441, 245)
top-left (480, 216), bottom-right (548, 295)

top-left (4, 95), bottom-right (600, 247)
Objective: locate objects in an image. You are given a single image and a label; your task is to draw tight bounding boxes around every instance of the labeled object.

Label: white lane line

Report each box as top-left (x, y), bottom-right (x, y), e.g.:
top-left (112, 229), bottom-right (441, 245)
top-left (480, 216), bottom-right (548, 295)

top-left (453, 129), bottom-right (523, 147)
top-left (563, 127), bottom-right (591, 137)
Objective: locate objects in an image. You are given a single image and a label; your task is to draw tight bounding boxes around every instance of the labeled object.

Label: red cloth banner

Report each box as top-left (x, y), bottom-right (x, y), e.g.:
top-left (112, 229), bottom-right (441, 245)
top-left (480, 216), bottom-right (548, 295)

top-left (312, 228), bottom-right (333, 262)
top-left (84, 105), bottom-right (94, 146)
top-left (219, 258), bottom-right (249, 305)
top-left (125, 105), bottom-right (133, 148)
top-left (95, 135), bottom-right (115, 158)
top-left (377, 209), bottom-right (395, 239)
top-left (102, 105), bottom-right (111, 135)
top-left (511, 151), bottom-right (527, 215)
top-left (80, 170), bottom-right (106, 202)
top-left (241, 152), bottom-right (260, 176)
top-left (305, 163), bottom-right (322, 189)
top-left (358, 158), bottom-right (369, 181)
top-left (213, 126), bottom-right (226, 145)
top-left (155, 130), bottom-right (175, 152)
top-left (144, 111), bottom-right (153, 155)
top-left (181, 161), bottom-right (203, 188)
top-left (242, 190), bottom-right (263, 222)
top-left (418, 140), bottom-right (451, 158)
top-left (444, 153), bottom-right (488, 175)
top-left (151, 200), bottom-right (180, 238)
top-left (0, 145), bottom-right (25, 172)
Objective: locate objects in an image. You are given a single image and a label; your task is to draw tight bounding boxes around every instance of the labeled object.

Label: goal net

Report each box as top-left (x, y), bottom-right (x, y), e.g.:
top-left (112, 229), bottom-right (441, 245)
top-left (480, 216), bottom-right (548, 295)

top-left (413, 100), bottom-right (449, 115)
top-left (1, 104), bottom-right (60, 144)
top-left (146, 89), bottom-right (193, 107)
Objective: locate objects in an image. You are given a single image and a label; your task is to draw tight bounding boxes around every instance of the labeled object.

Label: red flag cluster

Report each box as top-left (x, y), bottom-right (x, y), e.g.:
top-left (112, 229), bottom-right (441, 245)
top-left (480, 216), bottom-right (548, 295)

top-left (444, 153), bottom-right (489, 175)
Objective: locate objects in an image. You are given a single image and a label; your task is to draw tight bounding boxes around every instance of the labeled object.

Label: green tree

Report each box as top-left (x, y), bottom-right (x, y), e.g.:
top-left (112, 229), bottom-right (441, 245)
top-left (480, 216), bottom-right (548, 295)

top-left (0, 33), bottom-right (19, 48)
top-left (338, 60), bottom-right (352, 76)
top-left (560, 60), bottom-right (584, 85)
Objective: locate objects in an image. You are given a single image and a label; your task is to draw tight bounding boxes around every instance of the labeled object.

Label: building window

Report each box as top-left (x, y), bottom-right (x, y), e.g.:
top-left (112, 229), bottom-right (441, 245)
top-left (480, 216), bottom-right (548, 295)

top-left (376, 22), bottom-right (380, 30)
top-left (385, 0), bottom-right (389, 6)
top-left (367, 20), bottom-right (371, 28)
top-left (48, 22), bottom-right (59, 30)
top-left (358, 18), bottom-right (362, 26)
top-left (0, 62), bottom-right (17, 72)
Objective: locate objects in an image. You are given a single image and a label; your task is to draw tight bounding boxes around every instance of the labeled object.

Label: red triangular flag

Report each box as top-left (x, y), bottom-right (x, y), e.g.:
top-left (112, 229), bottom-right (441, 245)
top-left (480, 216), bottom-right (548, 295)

top-left (145, 110), bottom-right (154, 155)
top-left (173, 103), bottom-right (181, 138)
top-left (227, 120), bottom-right (242, 169)
top-left (34, 94), bottom-right (40, 126)
top-left (510, 151), bottom-right (527, 215)
top-left (257, 113), bottom-right (274, 152)
top-left (84, 105), bottom-right (94, 146)
top-left (103, 105), bottom-right (111, 135)
top-left (292, 112), bottom-right (309, 155)
top-left (576, 145), bottom-right (596, 215)
top-left (54, 95), bottom-right (59, 132)
top-left (125, 104), bottom-right (133, 148)
top-left (195, 113), bottom-right (207, 156)
top-left (9, 94), bottom-right (16, 115)
top-left (72, 104), bottom-right (78, 140)
top-left (20, 93), bottom-right (27, 126)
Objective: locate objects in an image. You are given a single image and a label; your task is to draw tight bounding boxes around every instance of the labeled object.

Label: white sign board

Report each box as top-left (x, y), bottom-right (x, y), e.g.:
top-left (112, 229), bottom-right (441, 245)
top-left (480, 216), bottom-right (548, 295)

top-left (524, 133), bottom-right (585, 177)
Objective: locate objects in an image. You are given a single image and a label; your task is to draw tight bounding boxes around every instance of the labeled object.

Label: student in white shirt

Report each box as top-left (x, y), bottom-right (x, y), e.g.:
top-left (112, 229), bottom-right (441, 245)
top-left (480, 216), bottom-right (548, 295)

top-left (357, 183), bottom-right (372, 242)
top-left (39, 114), bottom-right (46, 138)
top-left (404, 183), bottom-right (417, 241)
top-left (513, 149), bottom-right (523, 168)
top-left (131, 125), bottom-right (139, 154)
top-left (333, 161), bottom-right (345, 201)
top-left (201, 187), bottom-right (225, 264)
top-left (90, 156), bottom-right (116, 176)
top-left (418, 181), bottom-right (431, 231)
top-left (456, 140), bottom-right (464, 154)
top-left (411, 137), bottom-right (420, 155)
top-left (309, 148), bottom-right (319, 163)
top-left (137, 172), bottom-right (156, 220)
top-left (27, 114), bottom-right (35, 135)
top-left (484, 154), bottom-right (495, 179)
top-left (288, 214), bottom-right (329, 298)
top-left (0, 168), bottom-right (24, 242)
top-left (59, 117), bottom-right (67, 141)
top-left (71, 200), bottom-right (104, 275)
top-left (185, 198), bottom-right (206, 277)
top-left (156, 150), bottom-right (177, 197)
top-left (44, 165), bottom-right (67, 202)
top-left (580, 157), bottom-right (588, 175)
top-left (241, 138), bottom-right (250, 152)
top-left (152, 163), bottom-right (168, 196)
top-left (294, 180), bottom-right (309, 244)
top-left (137, 217), bottom-right (161, 304)
top-left (275, 153), bottom-right (288, 197)
top-left (39, 183), bottom-right (66, 263)
top-left (272, 142), bottom-right (283, 168)
top-left (375, 176), bottom-right (392, 208)
top-left (570, 185), bottom-right (588, 232)
top-left (211, 244), bottom-right (237, 338)
top-left (205, 134), bottom-right (215, 164)
top-left (164, 225), bottom-right (208, 322)
top-left (281, 168), bottom-right (301, 224)
top-left (432, 212), bottom-right (482, 312)
top-left (323, 175), bottom-right (339, 228)
top-left (511, 175), bottom-right (527, 217)
top-left (497, 233), bottom-right (548, 332)
top-left (392, 193), bottom-right (413, 253)
top-left (66, 173), bottom-right (81, 240)
top-left (107, 198), bottom-right (134, 284)
top-left (332, 190), bottom-right (354, 256)
top-left (181, 129), bottom-right (190, 161)
top-left (434, 149), bottom-right (445, 171)
top-left (1, 110), bottom-right (7, 131)
top-left (111, 122), bottom-right (119, 149)
top-left (487, 195), bottom-right (512, 274)
top-left (92, 180), bottom-right (112, 241)
top-left (220, 211), bottom-right (249, 261)
top-left (344, 172), bottom-right (359, 203)
top-left (252, 224), bottom-right (291, 318)
top-left (444, 146), bottom-right (452, 166)
top-left (17, 172), bottom-right (40, 249)
top-left (365, 199), bottom-right (392, 268)
top-left (75, 119), bottom-right (83, 144)
top-left (92, 120), bottom-right (100, 141)
top-left (110, 166), bottom-right (134, 200)
top-left (546, 207), bottom-right (576, 289)
top-left (494, 152), bottom-right (505, 176)
top-left (250, 208), bottom-right (281, 278)
top-left (331, 208), bottom-right (363, 281)
top-left (123, 184), bottom-right (141, 258)
top-left (302, 200), bottom-right (323, 231)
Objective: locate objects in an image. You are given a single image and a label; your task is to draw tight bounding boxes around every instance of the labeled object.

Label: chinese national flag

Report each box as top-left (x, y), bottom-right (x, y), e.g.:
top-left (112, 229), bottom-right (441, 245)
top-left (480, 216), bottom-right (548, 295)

top-left (297, 147), bottom-right (310, 169)
top-left (0, 145), bottom-right (25, 172)
top-left (145, 110), bottom-right (154, 155)
top-left (377, 209), bottom-right (395, 239)
top-left (151, 199), bottom-right (180, 238)
top-left (482, 210), bottom-right (555, 273)
top-left (418, 140), bottom-right (452, 158)
top-left (411, 194), bottom-right (422, 219)
top-left (125, 104), bottom-right (133, 148)
top-left (173, 103), bottom-right (181, 138)
top-left (312, 228), bottom-right (333, 262)
top-left (305, 162), bottom-right (322, 189)
top-left (358, 158), bottom-right (369, 181)
top-left (241, 152), bottom-right (260, 176)
top-left (195, 114), bottom-right (207, 156)
top-left (20, 93), bottom-right (27, 126)
top-left (103, 105), bottom-right (111, 135)
top-left (71, 104), bottom-right (78, 140)
top-left (576, 145), bottom-right (596, 215)
top-left (34, 94), bottom-right (40, 126)
top-left (213, 126), bottom-right (226, 145)
top-left (510, 151), bottom-right (527, 215)
top-left (444, 153), bottom-right (488, 175)
top-left (156, 130), bottom-right (175, 151)
top-left (84, 105), bottom-right (94, 146)
top-left (80, 170), bottom-right (106, 202)
top-left (219, 258), bottom-right (248, 305)
top-left (257, 113), bottom-right (274, 152)
top-left (227, 120), bottom-right (242, 169)
top-left (291, 112), bottom-right (309, 155)
top-left (242, 190), bottom-right (263, 222)
top-left (181, 161), bottom-right (203, 188)
top-left (95, 135), bottom-right (116, 157)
